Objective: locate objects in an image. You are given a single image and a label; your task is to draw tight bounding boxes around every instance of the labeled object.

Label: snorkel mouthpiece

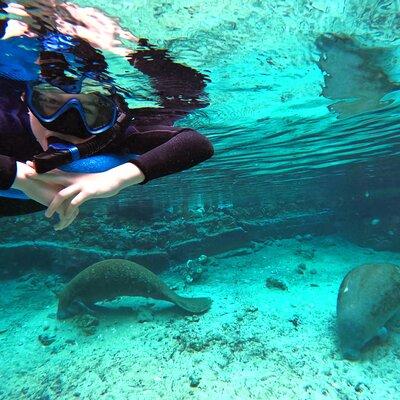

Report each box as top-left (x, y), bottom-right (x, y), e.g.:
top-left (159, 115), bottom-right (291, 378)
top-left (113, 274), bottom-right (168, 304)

top-left (33, 143), bottom-right (80, 173)
top-left (32, 123), bottom-right (123, 173)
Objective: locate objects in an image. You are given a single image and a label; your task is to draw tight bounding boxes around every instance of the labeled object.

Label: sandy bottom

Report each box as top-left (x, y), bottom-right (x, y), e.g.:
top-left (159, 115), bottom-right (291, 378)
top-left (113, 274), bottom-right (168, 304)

top-left (1, 235), bottom-right (400, 400)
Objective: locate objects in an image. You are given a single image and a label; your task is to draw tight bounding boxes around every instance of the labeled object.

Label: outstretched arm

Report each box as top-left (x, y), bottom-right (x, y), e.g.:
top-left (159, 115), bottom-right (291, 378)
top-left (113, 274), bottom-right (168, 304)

top-left (124, 124), bottom-right (214, 184)
top-left (27, 125), bottom-right (214, 225)
top-left (127, 40), bottom-right (209, 125)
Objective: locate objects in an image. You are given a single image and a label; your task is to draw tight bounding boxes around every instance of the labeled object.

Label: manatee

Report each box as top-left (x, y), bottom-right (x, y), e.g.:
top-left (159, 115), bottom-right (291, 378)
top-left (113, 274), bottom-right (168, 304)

top-left (337, 263), bottom-right (400, 360)
top-left (57, 259), bottom-right (212, 319)
top-left (316, 33), bottom-right (399, 117)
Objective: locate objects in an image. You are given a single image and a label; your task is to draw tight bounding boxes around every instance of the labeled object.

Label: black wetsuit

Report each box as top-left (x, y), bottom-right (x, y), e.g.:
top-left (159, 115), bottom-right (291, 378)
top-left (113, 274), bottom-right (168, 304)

top-left (0, 39), bottom-right (214, 216)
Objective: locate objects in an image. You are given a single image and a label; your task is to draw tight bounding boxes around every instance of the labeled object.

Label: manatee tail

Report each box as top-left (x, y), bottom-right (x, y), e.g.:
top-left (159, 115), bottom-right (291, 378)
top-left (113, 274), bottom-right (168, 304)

top-left (167, 292), bottom-right (212, 314)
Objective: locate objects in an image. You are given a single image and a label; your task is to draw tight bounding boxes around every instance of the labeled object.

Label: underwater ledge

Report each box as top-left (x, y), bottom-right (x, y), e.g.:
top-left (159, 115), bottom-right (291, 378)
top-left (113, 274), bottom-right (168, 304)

top-left (0, 209), bottom-right (334, 278)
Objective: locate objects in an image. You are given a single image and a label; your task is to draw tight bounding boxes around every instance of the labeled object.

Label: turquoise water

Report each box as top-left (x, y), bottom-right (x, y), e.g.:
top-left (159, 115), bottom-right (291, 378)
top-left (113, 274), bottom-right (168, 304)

top-left (4, 1), bottom-right (400, 200)
top-left (77, 0), bottom-right (400, 176)
top-left (54, 1), bottom-right (400, 207)
top-left (2, 1), bottom-right (400, 399)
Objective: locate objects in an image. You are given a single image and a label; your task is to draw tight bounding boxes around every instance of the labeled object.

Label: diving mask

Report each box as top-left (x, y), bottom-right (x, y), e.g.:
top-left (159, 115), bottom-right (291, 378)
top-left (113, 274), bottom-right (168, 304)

top-left (26, 77), bottom-right (118, 138)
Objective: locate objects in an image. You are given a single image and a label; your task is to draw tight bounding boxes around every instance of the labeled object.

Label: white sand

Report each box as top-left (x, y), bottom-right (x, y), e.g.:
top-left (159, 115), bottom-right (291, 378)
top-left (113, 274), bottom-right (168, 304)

top-left (1, 235), bottom-right (400, 400)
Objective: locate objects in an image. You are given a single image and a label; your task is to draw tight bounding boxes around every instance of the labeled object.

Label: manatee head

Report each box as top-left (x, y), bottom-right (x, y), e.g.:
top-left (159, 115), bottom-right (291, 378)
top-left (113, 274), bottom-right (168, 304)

top-left (342, 346), bottom-right (361, 361)
top-left (57, 288), bottom-right (87, 320)
top-left (57, 298), bottom-right (89, 319)
top-left (337, 318), bottom-right (369, 360)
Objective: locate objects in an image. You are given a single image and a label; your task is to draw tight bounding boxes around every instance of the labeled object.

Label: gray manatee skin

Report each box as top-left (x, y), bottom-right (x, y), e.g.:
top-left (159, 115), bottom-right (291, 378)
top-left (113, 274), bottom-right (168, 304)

top-left (337, 263), bottom-right (400, 360)
top-left (57, 259), bottom-right (212, 319)
top-left (315, 34), bottom-right (399, 118)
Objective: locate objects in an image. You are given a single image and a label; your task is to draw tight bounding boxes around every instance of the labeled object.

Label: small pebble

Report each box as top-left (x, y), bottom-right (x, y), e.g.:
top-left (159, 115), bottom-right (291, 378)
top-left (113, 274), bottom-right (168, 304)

top-left (354, 382), bottom-right (364, 393)
top-left (189, 375), bottom-right (201, 387)
top-left (198, 255), bottom-right (208, 264)
top-left (295, 263), bottom-right (306, 275)
top-left (355, 382), bottom-right (367, 393)
top-left (298, 263), bottom-right (306, 271)
top-left (185, 315), bottom-right (200, 323)
top-left (74, 314), bottom-right (99, 336)
top-left (38, 334), bottom-right (56, 346)
top-left (265, 277), bottom-right (288, 291)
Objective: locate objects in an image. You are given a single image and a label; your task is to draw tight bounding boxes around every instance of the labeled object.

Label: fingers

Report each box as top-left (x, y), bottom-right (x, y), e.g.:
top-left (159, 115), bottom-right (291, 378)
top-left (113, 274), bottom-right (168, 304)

top-left (65, 192), bottom-right (88, 219)
top-left (119, 29), bottom-right (139, 42)
top-left (54, 207), bottom-right (80, 231)
top-left (46, 185), bottom-right (80, 218)
top-left (49, 189), bottom-right (82, 231)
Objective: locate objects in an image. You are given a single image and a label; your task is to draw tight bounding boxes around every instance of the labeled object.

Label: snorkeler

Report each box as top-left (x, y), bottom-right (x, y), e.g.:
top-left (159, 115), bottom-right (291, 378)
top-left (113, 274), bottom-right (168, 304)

top-left (0, 26), bottom-right (214, 229)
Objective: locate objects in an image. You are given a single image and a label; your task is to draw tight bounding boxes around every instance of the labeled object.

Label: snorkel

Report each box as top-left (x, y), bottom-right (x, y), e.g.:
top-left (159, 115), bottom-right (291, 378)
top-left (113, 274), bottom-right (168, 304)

top-left (26, 77), bottom-right (130, 173)
top-left (32, 103), bottom-right (128, 173)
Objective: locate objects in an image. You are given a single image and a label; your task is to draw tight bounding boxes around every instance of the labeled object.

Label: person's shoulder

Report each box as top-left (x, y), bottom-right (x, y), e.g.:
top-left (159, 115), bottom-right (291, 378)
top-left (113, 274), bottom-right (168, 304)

top-left (0, 92), bottom-right (29, 131)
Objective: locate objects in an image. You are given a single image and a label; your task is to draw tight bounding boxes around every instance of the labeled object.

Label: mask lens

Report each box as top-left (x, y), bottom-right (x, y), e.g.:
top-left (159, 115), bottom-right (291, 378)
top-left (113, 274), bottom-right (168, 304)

top-left (29, 81), bottom-right (117, 132)
top-left (79, 93), bottom-right (116, 129)
top-left (31, 87), bottom-right (66, 117)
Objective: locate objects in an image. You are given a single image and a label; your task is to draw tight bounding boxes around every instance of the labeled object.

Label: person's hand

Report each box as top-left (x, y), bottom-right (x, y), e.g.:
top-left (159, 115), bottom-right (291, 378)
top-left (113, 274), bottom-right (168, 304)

top-left (27, 163), bottom-right (145, 221)
top-left (55, 2), bottom-right (140, 56)
top-left (12, 162), bottom-right (80, 230)
top-left (1, 3), bottom-right (36, 39)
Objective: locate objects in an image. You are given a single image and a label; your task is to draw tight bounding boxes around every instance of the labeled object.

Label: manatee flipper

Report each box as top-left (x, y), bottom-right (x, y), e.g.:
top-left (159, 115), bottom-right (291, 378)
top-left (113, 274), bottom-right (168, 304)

top-left (162, 289), bottom-right (212, 314)
top-left (57, 299), bottom-right (96, 320)
top-left (386, 310), bottom-right (400, 332)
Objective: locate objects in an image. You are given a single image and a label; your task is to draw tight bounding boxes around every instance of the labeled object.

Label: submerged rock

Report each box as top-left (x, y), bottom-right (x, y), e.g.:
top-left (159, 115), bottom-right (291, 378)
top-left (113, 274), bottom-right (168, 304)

top-left (296, 263), bottom-right (307, 274)
top-left (38, 333), bottom-right (56, 346)
top-left (173, 255), bottom-right (211, 284)
top-left (198, 255), bottom-right (208, 265)
top-left (73, 314), bottom-right (99, 336)
top-left (189, 374), bottom-right (201, 387)
top-left (265, 277), bottom-right (288, 291)
top-left (295, 248), bottom-right (315, 260)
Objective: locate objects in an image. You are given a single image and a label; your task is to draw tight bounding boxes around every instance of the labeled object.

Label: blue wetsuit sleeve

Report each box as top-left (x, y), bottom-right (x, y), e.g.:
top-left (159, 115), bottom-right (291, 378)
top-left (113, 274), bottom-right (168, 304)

top-left (0, 155), bottom-right (17, 189)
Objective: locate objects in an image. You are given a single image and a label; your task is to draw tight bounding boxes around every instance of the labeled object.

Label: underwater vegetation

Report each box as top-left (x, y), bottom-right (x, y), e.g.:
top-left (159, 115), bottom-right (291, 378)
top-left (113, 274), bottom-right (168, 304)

top-left (336, 263), bottom-right (400, 360)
